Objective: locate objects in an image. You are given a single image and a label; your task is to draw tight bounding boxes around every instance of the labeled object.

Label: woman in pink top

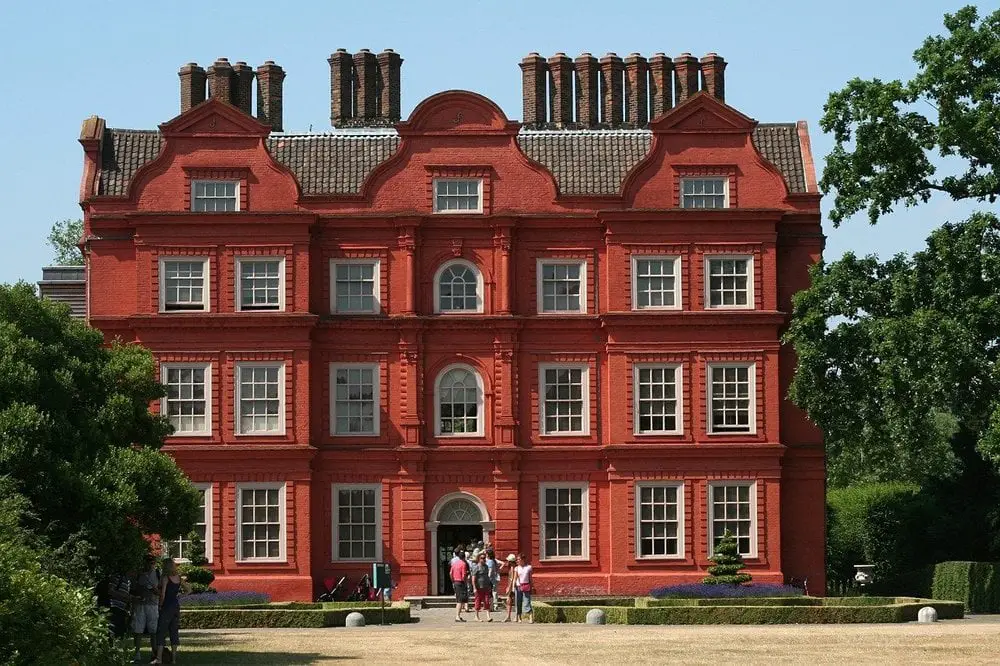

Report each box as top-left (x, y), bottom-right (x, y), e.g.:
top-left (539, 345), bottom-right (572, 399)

top-left (514, 552), bottom-right (534, 623)
top-left (450, 550), bottom-right (469, 622)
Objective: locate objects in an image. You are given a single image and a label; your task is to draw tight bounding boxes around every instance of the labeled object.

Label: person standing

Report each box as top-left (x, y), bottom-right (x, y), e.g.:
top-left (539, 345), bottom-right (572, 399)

top-left (151, 559), bottom-right (185, 664)
top-left (450, 549), bottom-right (469, 623)
top-left (515, 553), bottom-right (534, 623)
top-left (484, 548), bottom-right (499, 612)
top-left (471, 552), bottom-right (493, 622)
top-left (131, 555), bottom-right (159, 662)
top-left (500, 553), bottom-right (517, 622)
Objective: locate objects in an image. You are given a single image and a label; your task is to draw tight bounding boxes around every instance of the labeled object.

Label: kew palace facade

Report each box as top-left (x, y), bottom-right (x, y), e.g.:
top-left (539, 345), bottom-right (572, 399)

top-left (78, 49), bottom-right (824, 600)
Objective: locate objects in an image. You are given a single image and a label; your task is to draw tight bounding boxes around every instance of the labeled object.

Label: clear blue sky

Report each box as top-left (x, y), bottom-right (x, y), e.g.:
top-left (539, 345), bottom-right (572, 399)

top-left (0, 0), bottom-right (976, 284)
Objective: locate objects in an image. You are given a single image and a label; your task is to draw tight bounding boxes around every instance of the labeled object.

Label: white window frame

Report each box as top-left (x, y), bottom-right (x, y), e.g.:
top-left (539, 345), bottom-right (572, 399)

top-left (536, 259), bottom-right (588, 314)
top-left (235, 362), bottom-right (286, 436)
top-left (235, 482), bottom-right (287, 563)
top-left (704, 255), bottom-right (754, 310)
top-left (706, 362), bottom-right (757, 435)
top-left (330, 259), bottom-right (381, 314)
top-left (192, 179), bottom-right (240, 212)
top-left (632, 364), bottom-right (683, 436)
top-left (160, 363), bottom-right (212, 437)
top-left (433, 260), bottom-right (484, 314)
top-left (330, 363), bottom-right (380, 437)
top-left (159, 257), bottom-right (210, 313)
top-left (432, 178), bottom-right (483, 214)
top-left (631, 255), bottom-right (681, 311)
top-left (680, 177), bottom-right (729, 209)
top-left (707, 481), bottom-right (758, 558)
top-left (538, 363), bottom-right (590, 436)
top-left (165, 483), bottom-right (214, 563)
top-left (634, 482), bottom-right (684, 560)
top-left (331, 483), bottom-right (383, 562)
top-left (235, 256), bottom-right (285, 312)
top-left (539, 482), bottom-right (590, 562)
top-left (434, 363), bottom-right (485, 437)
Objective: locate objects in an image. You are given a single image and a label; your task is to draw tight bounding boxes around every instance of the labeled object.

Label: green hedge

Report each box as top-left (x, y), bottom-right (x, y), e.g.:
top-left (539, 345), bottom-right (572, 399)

top-left (180, 602), bottom-right (411, 628)
top-left (545, 598), bottom-right (636, 607)
top-left (642, 597), bottom-right (822, 607)
top-left (932, 561), bottom-right (1000, 612)
top-left (533, 599), bottom-right (963, 624)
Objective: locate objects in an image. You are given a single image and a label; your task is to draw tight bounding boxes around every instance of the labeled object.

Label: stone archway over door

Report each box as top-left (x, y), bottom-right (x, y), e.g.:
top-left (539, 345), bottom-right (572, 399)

top-left (426, 492), bottom-right (495, 595)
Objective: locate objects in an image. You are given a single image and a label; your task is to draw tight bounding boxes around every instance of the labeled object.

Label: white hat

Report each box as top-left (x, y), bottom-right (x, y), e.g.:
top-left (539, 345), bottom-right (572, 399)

top-left (506, 553), bottom-right (517, 562)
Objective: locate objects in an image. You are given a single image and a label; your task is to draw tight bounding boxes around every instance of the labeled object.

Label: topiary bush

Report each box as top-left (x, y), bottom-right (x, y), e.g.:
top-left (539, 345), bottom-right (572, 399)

top-left (931, 561), bottom-right (1000, 612)
top-left (178, 532), bottom-right (216, 594)
top-left (703, 530), bottom-right (752, 585)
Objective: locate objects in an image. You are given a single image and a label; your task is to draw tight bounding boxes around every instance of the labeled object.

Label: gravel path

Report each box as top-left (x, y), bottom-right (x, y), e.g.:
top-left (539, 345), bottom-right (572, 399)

top-left (175, 609), bottom-right (1000, 665)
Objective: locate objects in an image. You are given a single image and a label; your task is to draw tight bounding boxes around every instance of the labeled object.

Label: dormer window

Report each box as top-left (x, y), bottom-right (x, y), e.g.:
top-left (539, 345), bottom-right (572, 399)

top-left (681, 178), bottom-right (728, 209)
top-left (192, 180), bottom-right (239, 212)
top-left (433, 179), bottom-right (481, 213)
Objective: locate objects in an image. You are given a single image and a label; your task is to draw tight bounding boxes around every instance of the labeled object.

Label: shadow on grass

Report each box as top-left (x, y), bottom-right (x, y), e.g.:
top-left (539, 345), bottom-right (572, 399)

top-left (179, 650), bottom-right (349, 665)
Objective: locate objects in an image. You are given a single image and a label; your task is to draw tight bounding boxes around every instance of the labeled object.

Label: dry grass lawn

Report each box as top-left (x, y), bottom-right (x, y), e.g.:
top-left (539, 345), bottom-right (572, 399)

top-left (176, 618), bottom-right (1000, 665)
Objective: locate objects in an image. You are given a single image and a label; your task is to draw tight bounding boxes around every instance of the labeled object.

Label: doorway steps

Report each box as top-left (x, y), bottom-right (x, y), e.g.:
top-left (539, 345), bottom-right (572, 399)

top-left (404, 595), bottom-right (460, 609)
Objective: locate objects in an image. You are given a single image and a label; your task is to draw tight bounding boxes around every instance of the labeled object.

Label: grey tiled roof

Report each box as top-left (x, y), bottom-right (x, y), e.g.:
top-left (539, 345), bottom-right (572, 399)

top-left (96, 123), bottom-right (807, 198)
top-left (98, 129), bottom-right (162, 196)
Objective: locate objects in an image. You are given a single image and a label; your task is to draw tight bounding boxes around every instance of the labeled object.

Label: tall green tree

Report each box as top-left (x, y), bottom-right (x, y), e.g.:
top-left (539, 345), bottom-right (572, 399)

top-left (785, 212), bottom-right (1000, 487)
top-left (46, 218), bottom-right (84, 265)
top-left (0, 282), bottom-right (200, 584)
top-left (821, 6), bottom-right (1000, 225)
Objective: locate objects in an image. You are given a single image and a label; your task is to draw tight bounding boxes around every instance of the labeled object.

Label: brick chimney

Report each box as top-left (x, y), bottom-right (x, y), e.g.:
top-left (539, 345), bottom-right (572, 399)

top-left (207, 58), bottom-right (234, 104)
top-left (600, 53), bottom-right (624, 126)
top-left (520, 53), bottom-right (547, 127)
top-left (700, 53), bottom-right (726, 102)
top-left (353, 49), bottom-right (378, 121)
top-left (178, 63), bottom-right (207, 113)
top-left (574, 53), bottom-right (599, 127)
top-left (329, 49), bottom-right (353, 127)
top-left (232, 61), bottom-right (254, 115)
top-left (377, 49), bottom-right (403, 123)
top-left (255, 61), bottom-right (284, 132)
top-left (548, 53), bottom-right (573, 127)
top-left (624, 53), bottom-right (648, 126)
top-left (648, 53), bottom-right (673, 119)
top-left (673, 53), bottom-right (699, 103)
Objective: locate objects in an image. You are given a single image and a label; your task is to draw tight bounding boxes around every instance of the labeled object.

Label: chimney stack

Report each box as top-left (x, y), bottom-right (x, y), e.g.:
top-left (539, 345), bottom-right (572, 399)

top-left (256, 61), bottom-right (284, 132)
top-left (547, 53), bottom-right (573, 127)
top-left (353, 49), bottom-right (378, 121)
top-left (329, 49), bottom-right (353, 126)
top-left (377, 49), bottom-right (403, 123)
top-left (647, 53), bottom-right (673, 120)
top-left (673, 53), bottom-right (699, 103)
top-left (600, 53), bottom-right (624, 125)
top-left (520, 53), bottom-right (547, 127)
top-left (574, 53), bottom-right (599, 127)
top-left (232, 61), bottom-right (254, 115)
top-left (178, 63), bottom-right (207, 113)
top-left (624, 53), bottom-right (648, 126)
top-left (700, 53), bottom-right (726, 102)
top-left (207, 58), bottom-right (234, 104)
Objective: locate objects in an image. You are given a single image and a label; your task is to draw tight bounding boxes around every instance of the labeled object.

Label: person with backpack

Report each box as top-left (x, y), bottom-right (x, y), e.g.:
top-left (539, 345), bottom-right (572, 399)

top-left (471, 551), bottom-right (493, 622)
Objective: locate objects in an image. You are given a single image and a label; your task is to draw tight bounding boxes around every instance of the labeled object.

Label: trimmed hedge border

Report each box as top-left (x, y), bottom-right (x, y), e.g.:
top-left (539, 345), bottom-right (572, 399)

top-left (533, 598), bottom-right (963, 624)
top-left (932, 561), bottom-right (1000, 613)
top-left (180, 602), bottom-right (411, 629)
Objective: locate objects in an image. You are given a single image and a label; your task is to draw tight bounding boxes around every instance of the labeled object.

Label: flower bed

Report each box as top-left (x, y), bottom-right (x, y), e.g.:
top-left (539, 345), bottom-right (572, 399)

top-left (179, 601), bottom-right (411, 628)
top-left (533, 597), bottom-right (964, 624)
top-left (650, 583), bottom-right (804, 599)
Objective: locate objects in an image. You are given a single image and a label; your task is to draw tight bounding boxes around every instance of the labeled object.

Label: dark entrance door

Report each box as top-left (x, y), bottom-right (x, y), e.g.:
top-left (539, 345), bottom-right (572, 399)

top-left (437, 524), bottom-right (483, 595)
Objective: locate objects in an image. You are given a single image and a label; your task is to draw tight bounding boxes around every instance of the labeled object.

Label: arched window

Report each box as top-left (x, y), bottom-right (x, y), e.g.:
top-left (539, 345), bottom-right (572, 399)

top-left (434, 260), bottom-right (483, 313)
top-left (434, 364), bottom-right (485, 437)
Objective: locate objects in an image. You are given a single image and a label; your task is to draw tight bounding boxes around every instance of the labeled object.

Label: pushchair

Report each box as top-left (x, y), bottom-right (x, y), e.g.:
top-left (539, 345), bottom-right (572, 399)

top-left (347, 573), bottom-right (381, 602)
top-left (317, 575), bottom-right (348, 602)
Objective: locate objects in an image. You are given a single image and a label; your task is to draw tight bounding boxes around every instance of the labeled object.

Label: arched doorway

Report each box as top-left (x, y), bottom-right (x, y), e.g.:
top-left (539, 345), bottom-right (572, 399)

top-left (426, 492), bottom-right (495, 595)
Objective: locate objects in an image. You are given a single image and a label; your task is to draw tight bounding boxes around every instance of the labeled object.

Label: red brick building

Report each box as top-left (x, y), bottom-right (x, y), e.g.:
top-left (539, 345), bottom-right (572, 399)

top-left (79, 50), bottom-right (824, 601)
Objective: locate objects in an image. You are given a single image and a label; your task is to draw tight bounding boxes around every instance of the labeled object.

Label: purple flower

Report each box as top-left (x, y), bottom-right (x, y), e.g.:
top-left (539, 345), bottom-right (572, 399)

top-left (179, 591), bottom-right (272, 607)
top-left (649, 583), bottom-right (804, 599)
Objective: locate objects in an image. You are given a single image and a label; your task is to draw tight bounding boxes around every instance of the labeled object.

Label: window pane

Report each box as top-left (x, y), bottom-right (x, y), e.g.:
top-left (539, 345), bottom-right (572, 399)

top-left (334, 485), bottom-right (380, 560)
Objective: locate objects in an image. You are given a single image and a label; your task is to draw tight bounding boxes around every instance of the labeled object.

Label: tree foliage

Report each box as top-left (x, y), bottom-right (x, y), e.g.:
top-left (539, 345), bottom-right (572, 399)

top-left (821, 6), bottom-right (1000, 225)
top-left (0, 282), bottom-right (200, 584)
top-left (785, 212), bottom-right (1000, 486)
top-left (703, 530), bottom-right (752, 586)
top-left (46, 218), bottom-right (84, 265)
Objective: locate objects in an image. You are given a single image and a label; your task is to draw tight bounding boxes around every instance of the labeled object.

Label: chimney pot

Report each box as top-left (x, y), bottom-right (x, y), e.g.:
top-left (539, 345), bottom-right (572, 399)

top-left (519, 53), bottom-right (548, 127)
top-left (673, 53), bottom-right (699, 103)
top-left (353, 50), bottom-right (379, 120)
top-left (648, 53), bottom-right (674, 118)
top-left (624, 52), bottom-right (649, 126)
top-left (377, 49), bottom-right (403, 124)
top-left (574, 53), bottom-right (599, 127)
top-left (700, 53), bottom-right (727, 102)
top-left (600, 52), bottom-right (625, 126)
top-left (255, 61), bottom-right (284, 132)
top-left (329, 49), bottom-right (354, 126)
top-left (178, 63), bottom-right (207, 113)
